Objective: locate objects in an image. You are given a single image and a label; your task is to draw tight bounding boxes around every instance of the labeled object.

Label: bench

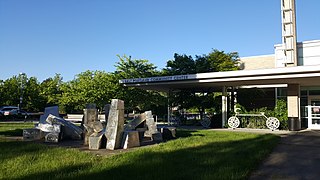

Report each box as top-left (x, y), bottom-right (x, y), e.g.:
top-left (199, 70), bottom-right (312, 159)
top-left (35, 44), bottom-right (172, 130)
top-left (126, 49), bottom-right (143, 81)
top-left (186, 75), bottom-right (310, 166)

top-left (65, 114), bottom-right (106, 123)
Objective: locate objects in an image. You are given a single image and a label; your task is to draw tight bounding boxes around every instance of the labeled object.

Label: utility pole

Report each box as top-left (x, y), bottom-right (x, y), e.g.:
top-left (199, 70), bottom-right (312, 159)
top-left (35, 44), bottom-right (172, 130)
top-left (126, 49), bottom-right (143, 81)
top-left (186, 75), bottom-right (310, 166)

top-left (19, 72), bottom-right (26, 110)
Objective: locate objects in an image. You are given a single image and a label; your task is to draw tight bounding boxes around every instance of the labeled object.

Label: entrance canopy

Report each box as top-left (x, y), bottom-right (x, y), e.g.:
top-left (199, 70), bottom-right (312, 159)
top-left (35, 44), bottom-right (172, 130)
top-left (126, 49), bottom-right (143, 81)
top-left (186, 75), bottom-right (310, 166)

top-left (120, 65), bottom-right (320, 91)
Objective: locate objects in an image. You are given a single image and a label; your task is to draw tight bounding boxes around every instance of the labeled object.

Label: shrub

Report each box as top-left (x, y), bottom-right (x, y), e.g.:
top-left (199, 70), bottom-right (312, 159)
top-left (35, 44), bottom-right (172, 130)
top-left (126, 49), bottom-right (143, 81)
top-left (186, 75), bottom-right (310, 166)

top-left (233, 99), bottom-right (288, 130)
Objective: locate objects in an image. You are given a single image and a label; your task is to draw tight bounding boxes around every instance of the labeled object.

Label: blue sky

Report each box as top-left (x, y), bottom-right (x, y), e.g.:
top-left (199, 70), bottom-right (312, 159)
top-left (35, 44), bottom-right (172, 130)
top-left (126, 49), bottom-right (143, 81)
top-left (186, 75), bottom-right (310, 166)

top-left (1, 0), bottom-right (319, 82)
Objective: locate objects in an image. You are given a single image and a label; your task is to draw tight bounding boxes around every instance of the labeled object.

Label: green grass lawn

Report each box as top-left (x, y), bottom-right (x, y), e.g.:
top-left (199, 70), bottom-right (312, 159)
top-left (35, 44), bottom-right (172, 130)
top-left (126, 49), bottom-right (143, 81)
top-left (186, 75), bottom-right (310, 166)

top-left (0, 123), bottom-right (280, 180)
top-left (0, 122), bottom-right (35, 136)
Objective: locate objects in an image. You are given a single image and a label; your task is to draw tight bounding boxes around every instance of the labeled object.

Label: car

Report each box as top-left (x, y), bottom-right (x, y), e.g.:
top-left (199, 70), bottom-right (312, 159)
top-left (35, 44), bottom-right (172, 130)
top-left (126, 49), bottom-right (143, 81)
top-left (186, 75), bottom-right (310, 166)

top-left (7, 109), bottom-right (30, 117)
top-left (0, 106), bottom-right (19, 116)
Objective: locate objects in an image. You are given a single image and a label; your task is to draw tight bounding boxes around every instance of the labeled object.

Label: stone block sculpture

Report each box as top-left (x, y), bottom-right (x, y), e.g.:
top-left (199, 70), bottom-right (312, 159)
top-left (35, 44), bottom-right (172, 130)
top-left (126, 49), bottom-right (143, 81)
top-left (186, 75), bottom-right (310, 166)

top-left (121, 130), bottom-right (140, 149)
top-left (105, 99), bottom-right (124, 150)
top-left (83, 105), bottom-right (99, 145)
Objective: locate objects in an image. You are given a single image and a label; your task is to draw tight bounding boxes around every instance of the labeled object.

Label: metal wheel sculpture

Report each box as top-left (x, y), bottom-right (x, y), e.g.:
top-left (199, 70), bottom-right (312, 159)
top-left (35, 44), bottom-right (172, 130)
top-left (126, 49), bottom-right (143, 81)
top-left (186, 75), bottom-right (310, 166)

top-left (200, 117), bottom-right (211, 128)
top-left (228, 116), bottom-right (240, 129)
top-left (266, 117), bottom-right (280, 131)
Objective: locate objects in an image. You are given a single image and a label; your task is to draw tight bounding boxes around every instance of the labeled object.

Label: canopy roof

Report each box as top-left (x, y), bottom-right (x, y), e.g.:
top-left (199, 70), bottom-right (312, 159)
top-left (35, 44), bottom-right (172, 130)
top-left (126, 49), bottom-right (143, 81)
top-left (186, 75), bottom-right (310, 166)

top-left (119, 65), bottom-right (320, 92)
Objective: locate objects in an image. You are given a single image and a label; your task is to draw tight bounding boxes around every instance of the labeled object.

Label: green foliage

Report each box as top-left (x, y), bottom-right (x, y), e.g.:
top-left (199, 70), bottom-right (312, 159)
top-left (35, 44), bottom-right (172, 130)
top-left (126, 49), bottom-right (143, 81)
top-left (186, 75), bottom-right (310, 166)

top-left (235, 99), bottom-right (288, 130)
top-left (0, 50), bottom-right (246, 117)
top-left (114, 55), bottom-right (166, 114)
top-left (40, 74), bottom-right (63, 107)
top-left (272, 99), bottom-right (288, 130)
top-left (207, 49), bottom-right (240, 72)
top-left (163, 53), bottom-right (196, 75)
top-left (0, 76), bottom-right (20, 106)
top-left (115, 54), bottom-right (158, 78)
top-left (164, 49), bottom-right (239, 118)
top-left (0, 74), bottom-right (45, 112)
top-left (59, 70), bottom-right (117, 113)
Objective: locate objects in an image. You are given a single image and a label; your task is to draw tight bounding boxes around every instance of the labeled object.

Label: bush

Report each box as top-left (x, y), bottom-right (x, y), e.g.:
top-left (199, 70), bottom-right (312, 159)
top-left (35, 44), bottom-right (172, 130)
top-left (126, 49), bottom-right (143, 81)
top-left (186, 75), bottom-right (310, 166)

top-left (233, 99), bottom-right (288, 130)
top-left (272, 99), bottom-right (288, 130)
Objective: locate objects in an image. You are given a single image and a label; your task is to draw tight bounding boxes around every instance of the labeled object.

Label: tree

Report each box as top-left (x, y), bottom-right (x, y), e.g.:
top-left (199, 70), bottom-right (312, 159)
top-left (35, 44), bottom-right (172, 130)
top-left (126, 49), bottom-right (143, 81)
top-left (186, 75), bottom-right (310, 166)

top-left (59, 70), bottom-right (117, 113)
top-left (163, 53), bottom-right (196, 75)
top-left (114, 55), bottom-right (166, 114)
top-left (206, 49), bottom-right (239, 72)
top-left (23, 77), bottom-right (45, 112)
top-left (40, 74), bottom-right (63, 107)
top-left (0, 74), bottom-right (45, 112)
top-left (115, 55), bottom-right (158, 78)
top-left (163, 49), bottom-right (240, 119)
top-left (0, 76), bottom-right (20, 107)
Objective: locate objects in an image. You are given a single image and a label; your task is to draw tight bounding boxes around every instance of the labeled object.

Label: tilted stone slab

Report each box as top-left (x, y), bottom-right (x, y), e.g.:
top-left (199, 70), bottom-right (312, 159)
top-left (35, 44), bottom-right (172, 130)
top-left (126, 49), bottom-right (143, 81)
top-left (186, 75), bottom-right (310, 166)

top-left (105, 99), bottom-right (124, 150)
top-left (104, 104), bottom-right (110, 124)
top-left (46, 114), bottom-right (83, 140)
top-left (89, 132), bottom-right (106, 150)
top-left (83, 107), bottom-right (99, 145)
top-left (83, 108), bottom-right (98, 125)
top-left (23, 128), bottom-right (42, 141)
top-left (83, 121), bottom-right (104, 145)
top-left (39, 106), bottom-right (59, 124)
top-left (136, 127), bottom-right (148, 142)
top-left (124, 113), bottom-right (147, 130)
top-left (36, 123), bottom-right (61, 133)
top-left (151, 132), bottom-right (163, 143)
top-left (160, 127), bottom-right (177, 141)
top-left (121, 130), bottom-right (140, 149)
top-left (45, 132), bottom-right (59, 143)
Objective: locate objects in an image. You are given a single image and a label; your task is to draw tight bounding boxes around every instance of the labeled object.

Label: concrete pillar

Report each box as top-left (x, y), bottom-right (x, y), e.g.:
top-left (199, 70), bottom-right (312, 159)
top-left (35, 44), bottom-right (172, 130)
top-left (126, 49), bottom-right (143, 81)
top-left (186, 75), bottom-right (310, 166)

top-left (106, 99), bottom-right (125, 150)
top-left (222, 86), bottom-right (228, 128)
top-left (287, 84), bottom-right (300, 131)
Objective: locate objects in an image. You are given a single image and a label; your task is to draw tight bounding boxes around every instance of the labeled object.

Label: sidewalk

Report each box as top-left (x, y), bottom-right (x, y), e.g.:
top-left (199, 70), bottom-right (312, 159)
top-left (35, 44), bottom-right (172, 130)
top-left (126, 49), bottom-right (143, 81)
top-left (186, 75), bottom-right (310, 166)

top-left (249, 129), bottom-right (320, 180)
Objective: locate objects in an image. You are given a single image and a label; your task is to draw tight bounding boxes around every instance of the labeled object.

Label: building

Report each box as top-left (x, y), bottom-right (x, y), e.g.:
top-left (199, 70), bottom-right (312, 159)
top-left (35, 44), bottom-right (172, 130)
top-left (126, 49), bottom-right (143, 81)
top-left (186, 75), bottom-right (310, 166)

top-left (119, 0), bottom-right (320, 131)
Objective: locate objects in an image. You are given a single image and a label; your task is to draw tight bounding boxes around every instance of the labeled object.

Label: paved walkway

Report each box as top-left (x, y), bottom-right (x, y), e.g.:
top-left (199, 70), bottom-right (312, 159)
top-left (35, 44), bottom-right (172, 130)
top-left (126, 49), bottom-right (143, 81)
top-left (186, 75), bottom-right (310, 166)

top-left (249, 129), bottom-right (320, 180)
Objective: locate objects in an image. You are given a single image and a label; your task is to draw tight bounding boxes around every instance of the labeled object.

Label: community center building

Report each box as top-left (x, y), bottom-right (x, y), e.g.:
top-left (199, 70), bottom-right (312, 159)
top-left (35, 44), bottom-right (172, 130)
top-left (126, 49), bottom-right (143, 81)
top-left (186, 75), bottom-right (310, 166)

top-left (120, 0), bottom-right (320, 131)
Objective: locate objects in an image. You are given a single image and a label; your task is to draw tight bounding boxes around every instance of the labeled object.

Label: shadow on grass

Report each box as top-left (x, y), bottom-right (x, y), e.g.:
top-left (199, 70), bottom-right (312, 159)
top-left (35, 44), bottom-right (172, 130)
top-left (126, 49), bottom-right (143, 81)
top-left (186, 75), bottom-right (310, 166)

top-left (5, 133), bottom-right (280, 180)
top-left (175, 129), bottom-right (203, 138)
top-left (0, 140), bottom-right (51, 162)
top-left (82, 135), bottom-right (277, 180)
top-left (14, 163), bottom-right (93, 180)
top-left (0, 128), bottom-right (23, 136)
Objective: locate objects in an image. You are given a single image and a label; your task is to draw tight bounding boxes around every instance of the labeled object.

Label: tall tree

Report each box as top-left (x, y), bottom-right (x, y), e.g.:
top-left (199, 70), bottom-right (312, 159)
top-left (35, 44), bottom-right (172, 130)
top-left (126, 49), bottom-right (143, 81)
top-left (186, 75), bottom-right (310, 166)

top-left (23, 77), bottom-right (44, 112)
top-left (0, 76), bottom-right (20, 107)
top-left (115, 55), bottom-right (158, 78)
top-left (40, 74), bottom-right (63, 107)
top-left (164, 49), bottom-right (240, 119)
top-left (114, 55), bottom-right (166, 114)
top-left (59, 70), bottom-right (117, 113)
top-left (163, 53), bottom-right (196, 75)
top-left (206, 49), bottom-right (239, 72)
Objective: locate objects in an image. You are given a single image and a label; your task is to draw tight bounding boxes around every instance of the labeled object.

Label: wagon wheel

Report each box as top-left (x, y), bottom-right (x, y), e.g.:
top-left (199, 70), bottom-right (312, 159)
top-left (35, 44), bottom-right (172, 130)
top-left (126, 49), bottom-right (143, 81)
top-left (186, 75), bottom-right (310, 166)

top-left (266, 117), bottom-right (280, 130)
top-left (200, 117), bottom-right (211, 128)
top-left (228, 116), bottom-right (240, 129)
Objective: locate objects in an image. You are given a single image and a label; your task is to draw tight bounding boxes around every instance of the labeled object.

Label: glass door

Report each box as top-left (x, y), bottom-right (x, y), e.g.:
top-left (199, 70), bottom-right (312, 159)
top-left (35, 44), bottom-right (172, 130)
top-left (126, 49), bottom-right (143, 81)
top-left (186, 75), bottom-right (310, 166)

top-left (308, 96), bottom-right (320, 129)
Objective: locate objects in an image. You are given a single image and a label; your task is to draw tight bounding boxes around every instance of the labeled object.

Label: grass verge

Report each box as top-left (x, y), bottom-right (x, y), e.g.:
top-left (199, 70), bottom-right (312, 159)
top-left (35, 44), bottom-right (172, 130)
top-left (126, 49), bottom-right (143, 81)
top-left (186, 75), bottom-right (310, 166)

top-left (0, 122), bottom-right (35, 136)
top-left (0, 123), bottom-right (279, 180)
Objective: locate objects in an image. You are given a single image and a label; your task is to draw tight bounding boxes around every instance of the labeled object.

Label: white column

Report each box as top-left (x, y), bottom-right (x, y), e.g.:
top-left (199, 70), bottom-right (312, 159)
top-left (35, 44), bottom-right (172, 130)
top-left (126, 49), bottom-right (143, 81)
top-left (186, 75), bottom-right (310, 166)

top-left (222, 86), bottom-right (227, 128)
top-left (287, 84), bottom-right (300, 130)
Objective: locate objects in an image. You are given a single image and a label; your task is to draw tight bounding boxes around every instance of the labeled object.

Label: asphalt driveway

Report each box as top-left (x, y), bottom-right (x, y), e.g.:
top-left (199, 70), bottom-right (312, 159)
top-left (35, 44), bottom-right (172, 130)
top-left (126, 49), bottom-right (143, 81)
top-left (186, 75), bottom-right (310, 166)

top-left (250, 130), bottom-right (320, 180)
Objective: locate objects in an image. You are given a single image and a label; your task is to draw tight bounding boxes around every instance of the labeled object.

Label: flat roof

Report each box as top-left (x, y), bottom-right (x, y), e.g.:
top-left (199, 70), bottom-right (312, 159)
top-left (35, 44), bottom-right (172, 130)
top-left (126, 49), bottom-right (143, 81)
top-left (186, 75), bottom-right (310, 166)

top-left (120, 65), bottom-right (320, 92)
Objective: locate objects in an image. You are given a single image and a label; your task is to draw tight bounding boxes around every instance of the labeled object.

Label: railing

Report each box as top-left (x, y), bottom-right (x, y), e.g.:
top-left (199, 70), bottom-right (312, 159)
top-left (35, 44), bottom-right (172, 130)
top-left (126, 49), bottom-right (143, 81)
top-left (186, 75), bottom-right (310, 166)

top-left (228, 112), bottom-right (280, 131)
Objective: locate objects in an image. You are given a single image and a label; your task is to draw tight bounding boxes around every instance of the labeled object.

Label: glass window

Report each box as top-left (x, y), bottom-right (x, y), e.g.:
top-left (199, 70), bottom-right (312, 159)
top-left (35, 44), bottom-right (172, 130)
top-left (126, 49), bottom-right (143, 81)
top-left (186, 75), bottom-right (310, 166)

top-left (300, 97), bottom-right (308, 106)
top-left (309, 90), bottom-right (320, 95)
top-left (300, 90), bottom-right (307, 96)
